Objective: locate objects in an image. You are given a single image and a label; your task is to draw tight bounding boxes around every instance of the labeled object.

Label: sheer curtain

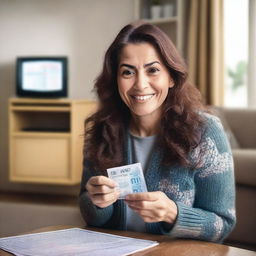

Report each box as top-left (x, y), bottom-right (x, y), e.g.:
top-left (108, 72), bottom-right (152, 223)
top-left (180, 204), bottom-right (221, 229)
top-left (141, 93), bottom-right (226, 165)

top-left (187, 0), bottom-right (224, 105)
top-left (248, 0), bottom-right (256, 108)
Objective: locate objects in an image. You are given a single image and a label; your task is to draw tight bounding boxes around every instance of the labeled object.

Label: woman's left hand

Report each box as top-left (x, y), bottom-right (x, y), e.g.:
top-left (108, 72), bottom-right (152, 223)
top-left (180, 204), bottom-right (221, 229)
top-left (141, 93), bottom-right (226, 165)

top-left (125, 191), bottom-right (178, 224)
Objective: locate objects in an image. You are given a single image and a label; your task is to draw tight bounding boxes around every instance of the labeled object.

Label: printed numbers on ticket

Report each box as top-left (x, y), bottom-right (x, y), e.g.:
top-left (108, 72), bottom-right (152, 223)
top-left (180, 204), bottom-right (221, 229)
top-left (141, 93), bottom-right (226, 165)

top-left (107, 163), bottom-right (148, 199)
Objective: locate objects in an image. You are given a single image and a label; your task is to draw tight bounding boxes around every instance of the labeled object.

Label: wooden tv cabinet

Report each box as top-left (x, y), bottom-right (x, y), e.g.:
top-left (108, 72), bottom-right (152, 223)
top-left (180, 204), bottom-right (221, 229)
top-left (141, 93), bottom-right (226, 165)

top-left (9, 98), bottom-right (96, 185)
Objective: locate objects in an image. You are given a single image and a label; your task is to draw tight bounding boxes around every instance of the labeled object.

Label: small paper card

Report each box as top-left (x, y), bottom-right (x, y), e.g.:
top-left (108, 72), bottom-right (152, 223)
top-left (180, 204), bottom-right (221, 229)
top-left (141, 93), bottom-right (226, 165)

top-left (107, 163), bottom-right (147, 199)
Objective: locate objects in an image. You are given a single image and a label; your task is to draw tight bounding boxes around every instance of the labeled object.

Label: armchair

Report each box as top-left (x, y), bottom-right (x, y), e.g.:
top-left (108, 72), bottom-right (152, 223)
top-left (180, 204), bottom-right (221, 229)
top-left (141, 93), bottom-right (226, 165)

top-left (214, 107), bottom-right (256, 247)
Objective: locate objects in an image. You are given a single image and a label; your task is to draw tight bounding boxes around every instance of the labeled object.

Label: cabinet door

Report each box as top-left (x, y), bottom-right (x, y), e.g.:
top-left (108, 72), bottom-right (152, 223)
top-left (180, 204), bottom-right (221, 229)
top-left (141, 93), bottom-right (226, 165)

top-left (10, 136), bottom-right (70, 183)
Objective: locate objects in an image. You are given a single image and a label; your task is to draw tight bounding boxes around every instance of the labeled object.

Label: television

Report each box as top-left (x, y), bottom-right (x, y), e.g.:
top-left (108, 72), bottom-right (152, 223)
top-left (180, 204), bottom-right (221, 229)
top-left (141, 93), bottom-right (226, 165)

top-left (16, 57), bottom-right (68, 97)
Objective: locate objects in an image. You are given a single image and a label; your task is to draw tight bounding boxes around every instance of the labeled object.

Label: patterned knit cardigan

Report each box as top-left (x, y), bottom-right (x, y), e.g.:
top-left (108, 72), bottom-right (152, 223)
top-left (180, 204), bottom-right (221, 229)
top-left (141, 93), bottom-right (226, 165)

top-left (79, 113), bottom-right (236, 243)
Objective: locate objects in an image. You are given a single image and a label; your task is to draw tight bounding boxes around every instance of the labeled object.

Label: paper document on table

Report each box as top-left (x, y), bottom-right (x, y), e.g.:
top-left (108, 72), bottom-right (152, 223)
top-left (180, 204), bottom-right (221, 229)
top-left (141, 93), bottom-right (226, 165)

top-left (0, 228), bottom-right (158, 256)
top-left (107, 163), bottom-right (148, 199)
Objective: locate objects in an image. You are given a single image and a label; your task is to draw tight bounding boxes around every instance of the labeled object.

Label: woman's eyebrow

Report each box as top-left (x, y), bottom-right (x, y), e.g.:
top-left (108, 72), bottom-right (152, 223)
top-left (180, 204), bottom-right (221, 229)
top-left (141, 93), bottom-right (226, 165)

top-left (119, 61), bottom-right (160, 69)
top-left (119, 63), bottom-right (135, 69)
top-left (144, 61), bottom-right (160, 67)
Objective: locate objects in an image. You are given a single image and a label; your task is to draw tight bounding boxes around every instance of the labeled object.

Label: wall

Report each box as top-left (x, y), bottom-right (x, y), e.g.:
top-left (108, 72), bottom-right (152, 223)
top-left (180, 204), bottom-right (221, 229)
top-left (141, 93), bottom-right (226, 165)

top-left (0, 0), bottom-right (135, 196)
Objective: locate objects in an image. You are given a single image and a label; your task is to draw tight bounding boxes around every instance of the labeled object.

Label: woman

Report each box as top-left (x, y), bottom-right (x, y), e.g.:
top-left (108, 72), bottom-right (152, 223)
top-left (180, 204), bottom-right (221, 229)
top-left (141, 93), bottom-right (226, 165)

top-left (79, 22), bottom-right (236, 243)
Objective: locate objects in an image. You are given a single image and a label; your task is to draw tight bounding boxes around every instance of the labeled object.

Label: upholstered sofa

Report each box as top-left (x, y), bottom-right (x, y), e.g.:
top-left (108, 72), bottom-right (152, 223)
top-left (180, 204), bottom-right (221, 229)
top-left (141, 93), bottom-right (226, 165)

top-left (214, 107), bottom-right (256, 248)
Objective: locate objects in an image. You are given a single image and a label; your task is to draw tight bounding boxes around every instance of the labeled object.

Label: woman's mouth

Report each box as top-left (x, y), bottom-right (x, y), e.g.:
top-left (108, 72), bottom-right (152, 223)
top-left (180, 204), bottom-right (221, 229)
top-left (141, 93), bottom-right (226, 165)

top-left (132, 94), bottom-right (155, 102)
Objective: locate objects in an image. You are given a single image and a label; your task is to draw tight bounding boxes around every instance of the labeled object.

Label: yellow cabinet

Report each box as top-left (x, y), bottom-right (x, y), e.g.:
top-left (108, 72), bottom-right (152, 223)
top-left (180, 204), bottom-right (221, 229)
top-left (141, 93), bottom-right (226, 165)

top-left (9, 98), bottom-right (96, 185)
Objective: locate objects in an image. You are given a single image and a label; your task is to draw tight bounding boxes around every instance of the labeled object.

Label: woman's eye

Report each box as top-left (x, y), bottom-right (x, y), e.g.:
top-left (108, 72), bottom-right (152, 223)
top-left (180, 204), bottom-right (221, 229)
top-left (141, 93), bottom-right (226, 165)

top-left (121, 69), bottom-right (134, 77)
top-left (147, 67), bottom-right (160, 74)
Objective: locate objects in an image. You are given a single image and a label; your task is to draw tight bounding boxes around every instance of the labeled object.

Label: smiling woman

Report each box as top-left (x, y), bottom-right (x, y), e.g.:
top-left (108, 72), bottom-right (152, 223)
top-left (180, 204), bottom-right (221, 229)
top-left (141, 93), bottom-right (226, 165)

top-left (79, 22), bottom-right (236, 243)
top-left (117, 43), bottom-right (173, 133)
top-left (83, 22), bottom-right (205, 170)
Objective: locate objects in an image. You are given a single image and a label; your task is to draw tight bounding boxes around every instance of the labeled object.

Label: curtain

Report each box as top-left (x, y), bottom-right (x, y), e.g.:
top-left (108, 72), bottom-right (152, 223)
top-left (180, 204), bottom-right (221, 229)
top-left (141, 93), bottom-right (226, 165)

top-left (187, 0), bottom-right (224, 105)
top-left (248, 0), bottom-right (256, 108)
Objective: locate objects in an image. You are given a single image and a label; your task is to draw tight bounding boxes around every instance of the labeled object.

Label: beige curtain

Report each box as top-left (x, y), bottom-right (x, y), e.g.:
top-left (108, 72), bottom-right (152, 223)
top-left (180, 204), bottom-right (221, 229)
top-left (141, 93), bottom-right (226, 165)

top-left (248, 0), bottom-right (256, 107)
top-left (187, 0), bottom-right (224, 105)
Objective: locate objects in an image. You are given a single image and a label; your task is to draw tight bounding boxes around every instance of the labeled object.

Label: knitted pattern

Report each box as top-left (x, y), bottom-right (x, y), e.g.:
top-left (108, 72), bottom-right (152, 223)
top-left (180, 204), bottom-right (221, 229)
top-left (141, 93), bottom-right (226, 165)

top-left (79, 113), bottom-right (236, 242)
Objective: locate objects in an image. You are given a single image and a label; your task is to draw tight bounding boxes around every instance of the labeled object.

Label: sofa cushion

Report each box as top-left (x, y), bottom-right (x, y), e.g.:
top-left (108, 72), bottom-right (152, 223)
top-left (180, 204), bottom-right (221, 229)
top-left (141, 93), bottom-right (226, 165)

top-left (233, 149), bottom-right (256, 187)
top-left (221, 108), bottom-right (256, 148)
top-left (212, 107), bottom-right (240, 149)
top-left (227, 186), bottom-right (256, 245)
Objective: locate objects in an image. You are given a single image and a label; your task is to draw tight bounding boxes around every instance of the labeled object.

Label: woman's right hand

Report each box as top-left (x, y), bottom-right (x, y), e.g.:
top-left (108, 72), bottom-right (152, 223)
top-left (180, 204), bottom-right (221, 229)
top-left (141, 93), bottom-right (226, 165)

top-left (86, 176), bottom-right (120, 208)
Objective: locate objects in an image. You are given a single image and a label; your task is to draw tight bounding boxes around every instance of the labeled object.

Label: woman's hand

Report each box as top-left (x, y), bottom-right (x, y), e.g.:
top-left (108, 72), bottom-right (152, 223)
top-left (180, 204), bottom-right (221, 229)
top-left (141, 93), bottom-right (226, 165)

top-left (86, 176), bottom-right (120, 208)
top-left (125, 191), bottom-right (178, 224)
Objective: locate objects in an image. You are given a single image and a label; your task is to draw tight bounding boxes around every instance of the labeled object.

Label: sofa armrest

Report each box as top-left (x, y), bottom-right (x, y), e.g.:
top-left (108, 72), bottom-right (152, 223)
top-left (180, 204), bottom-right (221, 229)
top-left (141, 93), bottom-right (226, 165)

top-left (233, 149), bottom-right (256, 187)
top-left (222, 108), bottom-right (256, 148)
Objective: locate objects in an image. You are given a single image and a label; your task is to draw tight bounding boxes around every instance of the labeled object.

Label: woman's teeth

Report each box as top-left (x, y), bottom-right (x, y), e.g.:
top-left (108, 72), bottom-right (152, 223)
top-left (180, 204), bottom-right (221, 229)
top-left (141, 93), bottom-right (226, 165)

top-left (133, 94), bottom-right (154, 101)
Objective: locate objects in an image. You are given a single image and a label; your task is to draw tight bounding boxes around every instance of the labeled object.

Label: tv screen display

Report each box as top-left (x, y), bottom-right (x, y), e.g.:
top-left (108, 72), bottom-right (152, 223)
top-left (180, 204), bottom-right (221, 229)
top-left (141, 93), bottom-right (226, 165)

top-left (16, 57), bottom-right (68, 97)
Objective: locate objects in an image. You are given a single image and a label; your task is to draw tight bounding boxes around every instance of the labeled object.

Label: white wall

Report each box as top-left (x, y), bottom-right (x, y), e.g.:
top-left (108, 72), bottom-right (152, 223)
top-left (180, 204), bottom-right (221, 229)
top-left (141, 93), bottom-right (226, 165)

top-left (0, 0), bottom-right (135, 195)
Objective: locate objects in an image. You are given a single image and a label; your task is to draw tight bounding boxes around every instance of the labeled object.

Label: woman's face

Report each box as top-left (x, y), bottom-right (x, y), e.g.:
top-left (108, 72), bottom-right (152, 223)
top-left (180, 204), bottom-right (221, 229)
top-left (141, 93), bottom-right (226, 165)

top-left (117, 43), bottom-right (174, 122)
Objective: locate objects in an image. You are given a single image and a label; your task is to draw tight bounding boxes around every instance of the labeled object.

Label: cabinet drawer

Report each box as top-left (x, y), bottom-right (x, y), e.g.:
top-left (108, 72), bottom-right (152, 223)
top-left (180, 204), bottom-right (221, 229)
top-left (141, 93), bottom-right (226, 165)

top-left (10, 136), bottom-right (70, 182)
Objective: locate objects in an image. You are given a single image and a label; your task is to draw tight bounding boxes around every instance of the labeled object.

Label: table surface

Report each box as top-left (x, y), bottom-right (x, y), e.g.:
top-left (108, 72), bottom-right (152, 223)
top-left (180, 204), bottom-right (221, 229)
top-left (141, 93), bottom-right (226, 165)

top-left (0, 225), bottom-right (255, 256)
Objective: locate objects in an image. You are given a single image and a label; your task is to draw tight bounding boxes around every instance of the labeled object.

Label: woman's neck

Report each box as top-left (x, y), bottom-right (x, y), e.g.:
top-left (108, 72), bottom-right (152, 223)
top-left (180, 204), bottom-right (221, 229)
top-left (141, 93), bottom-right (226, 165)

top-left (129, 115), bottom-right (160, 137)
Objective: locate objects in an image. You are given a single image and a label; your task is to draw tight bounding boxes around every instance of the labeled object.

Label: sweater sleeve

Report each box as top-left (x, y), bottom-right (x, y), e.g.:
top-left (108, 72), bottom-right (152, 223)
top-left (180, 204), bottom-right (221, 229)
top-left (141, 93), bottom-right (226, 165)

top-left (79, 159), bottom-right (114, 227)
top-left (157, 115), bottom-right (236, 242)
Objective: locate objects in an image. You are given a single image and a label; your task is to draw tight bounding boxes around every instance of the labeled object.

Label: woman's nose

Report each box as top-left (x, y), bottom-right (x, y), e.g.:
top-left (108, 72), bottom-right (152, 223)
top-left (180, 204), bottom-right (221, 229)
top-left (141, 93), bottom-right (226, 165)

top-left (134, 72), bottom-right (148, 90)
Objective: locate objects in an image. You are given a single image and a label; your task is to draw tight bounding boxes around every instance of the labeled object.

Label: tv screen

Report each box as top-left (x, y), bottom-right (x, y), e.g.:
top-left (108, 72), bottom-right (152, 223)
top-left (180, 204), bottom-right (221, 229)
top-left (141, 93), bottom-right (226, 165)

top-left (16, 57), bottom-right (68, 97)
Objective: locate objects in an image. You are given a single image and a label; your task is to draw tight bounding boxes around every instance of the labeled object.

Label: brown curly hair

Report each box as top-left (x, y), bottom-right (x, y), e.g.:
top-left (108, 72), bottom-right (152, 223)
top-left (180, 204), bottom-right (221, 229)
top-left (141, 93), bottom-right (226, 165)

top-left (84, 22), bottom-right (207, 171)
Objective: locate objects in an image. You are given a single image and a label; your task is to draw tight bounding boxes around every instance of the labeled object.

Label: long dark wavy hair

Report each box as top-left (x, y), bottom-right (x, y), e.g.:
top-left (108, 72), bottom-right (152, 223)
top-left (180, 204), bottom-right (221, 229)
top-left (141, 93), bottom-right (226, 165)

top-left (84, 22), bottom-right (207, 171)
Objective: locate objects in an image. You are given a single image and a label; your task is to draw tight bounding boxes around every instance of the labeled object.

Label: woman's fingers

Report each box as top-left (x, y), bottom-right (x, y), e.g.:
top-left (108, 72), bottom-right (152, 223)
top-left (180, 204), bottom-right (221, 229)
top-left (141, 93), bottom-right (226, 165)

top-left (88, 184), bottom-right (115, 195)
top-left (91, 190), bottom-right (119, 204)
top-left (125, 192), bottom-right (158, 201)
top-left (85, 176), bottom-right (120, 208)
top-left (90, 190), bottom-right (120, 208)
top-left (87, 176), bottom-right (117, 188)
top-left (125, 191), bottom-right (178, 223)
top-left (86, 176), bottom-right (117, 194)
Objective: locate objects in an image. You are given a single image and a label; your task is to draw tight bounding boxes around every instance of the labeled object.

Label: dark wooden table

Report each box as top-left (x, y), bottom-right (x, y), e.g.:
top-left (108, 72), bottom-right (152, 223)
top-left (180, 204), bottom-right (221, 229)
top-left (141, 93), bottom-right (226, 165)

top-left (0, 225), bottom-right (255, 256)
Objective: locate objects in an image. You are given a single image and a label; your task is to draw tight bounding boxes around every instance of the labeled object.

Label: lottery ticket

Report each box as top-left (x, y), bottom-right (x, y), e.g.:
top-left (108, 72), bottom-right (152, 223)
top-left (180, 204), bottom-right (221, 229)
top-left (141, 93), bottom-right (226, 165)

top-left (107, 163), bottom-right (147, 199)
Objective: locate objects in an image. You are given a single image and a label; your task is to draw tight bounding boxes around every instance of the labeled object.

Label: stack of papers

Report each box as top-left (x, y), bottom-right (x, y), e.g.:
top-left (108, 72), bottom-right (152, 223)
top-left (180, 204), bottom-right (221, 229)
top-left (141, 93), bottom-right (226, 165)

top-left (0, 228), bottom-right (158, 256)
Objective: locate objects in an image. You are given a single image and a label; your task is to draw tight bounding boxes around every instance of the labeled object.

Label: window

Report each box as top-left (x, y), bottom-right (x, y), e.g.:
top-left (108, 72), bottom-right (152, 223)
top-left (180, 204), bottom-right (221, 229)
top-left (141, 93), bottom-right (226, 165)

top-left (224, 0), bottom-right (249, 107)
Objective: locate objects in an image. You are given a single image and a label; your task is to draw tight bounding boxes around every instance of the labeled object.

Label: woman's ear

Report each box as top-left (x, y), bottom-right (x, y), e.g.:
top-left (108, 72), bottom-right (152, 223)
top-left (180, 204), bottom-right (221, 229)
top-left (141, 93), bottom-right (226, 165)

top-left (169, 79), bottom-right (175, 88)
